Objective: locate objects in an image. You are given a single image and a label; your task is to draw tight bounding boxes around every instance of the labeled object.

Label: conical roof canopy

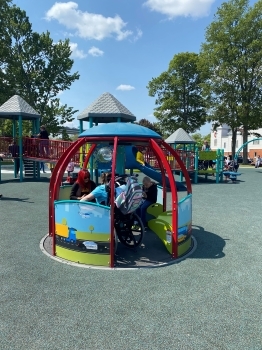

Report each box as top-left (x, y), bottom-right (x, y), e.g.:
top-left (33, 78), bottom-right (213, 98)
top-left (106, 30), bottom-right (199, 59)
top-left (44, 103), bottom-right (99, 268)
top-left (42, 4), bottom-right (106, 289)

top-left (0, 95), bottom-right (40, 120)
top-left (77, 92), bottom-right (136, 123)
top-left (165, 128), bottom-right (196, 144)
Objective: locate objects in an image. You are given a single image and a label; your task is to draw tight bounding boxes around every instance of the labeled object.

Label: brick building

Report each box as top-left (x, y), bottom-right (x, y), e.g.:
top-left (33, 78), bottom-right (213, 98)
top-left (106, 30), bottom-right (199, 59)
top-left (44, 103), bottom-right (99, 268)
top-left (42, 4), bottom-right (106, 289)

top-left (210, 124), bottom-right (262, 158)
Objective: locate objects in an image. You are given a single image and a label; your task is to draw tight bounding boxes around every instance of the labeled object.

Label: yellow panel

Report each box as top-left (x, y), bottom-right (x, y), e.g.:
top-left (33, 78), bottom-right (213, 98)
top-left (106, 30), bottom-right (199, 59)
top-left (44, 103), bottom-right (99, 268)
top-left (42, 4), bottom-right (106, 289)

top-left (58, 186), bottom-right (72, 200)
top-left (147, 203), bottom-right (163, 218)
top-left (148, 219), bottom-right (172, 254)
top-left (199, 151), bottom-right (217, 160)
top-left (56, 246), bottom-right (110, 267)
top-left (55, 223), bottom-right (68, 238)
top-left (178, 237), bottom-right (192, 257)
top-left (198, 170), bottom-right (215, 175)
top-left (76, 232), bottom-right (110, 241)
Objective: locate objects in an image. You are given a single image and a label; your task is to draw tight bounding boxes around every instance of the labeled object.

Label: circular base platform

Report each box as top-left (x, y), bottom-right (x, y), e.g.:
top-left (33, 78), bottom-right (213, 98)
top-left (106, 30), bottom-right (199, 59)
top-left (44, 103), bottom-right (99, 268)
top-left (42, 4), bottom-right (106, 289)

top-left (40, 231), bottom-right (196, 270)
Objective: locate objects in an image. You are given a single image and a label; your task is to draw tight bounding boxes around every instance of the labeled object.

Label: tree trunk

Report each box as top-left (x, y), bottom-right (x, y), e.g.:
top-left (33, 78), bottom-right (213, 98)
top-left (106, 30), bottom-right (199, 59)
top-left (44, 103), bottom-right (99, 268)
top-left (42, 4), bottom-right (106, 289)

top-left (231, 128), bottom-right (237, 159)
top-left (242, 126), bottom-right (248, 164)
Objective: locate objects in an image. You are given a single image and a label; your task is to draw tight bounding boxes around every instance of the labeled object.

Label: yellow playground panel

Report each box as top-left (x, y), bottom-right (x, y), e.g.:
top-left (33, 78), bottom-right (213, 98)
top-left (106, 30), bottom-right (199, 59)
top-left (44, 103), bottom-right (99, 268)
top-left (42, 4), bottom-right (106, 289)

top-left (147, 193), bottom-right (193, 257)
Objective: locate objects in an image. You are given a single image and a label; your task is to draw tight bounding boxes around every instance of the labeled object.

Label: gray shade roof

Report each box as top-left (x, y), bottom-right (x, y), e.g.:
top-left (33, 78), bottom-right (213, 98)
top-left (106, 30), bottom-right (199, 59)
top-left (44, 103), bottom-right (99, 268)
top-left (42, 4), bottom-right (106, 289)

top-left (0, 95), bottom-right (41, 120)
top-left (77, 92), bottom-right (136, 123)
top-left (165, 128), bottom-right (196, 144)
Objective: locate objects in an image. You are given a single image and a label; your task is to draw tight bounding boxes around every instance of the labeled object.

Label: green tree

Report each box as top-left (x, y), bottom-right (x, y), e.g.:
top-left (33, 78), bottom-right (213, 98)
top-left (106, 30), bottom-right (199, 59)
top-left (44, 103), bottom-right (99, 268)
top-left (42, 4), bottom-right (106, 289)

top-left (147, 52), bottom-right (207, 135)
top-left (200, 0), bottom-right (262, 162)
top-left (0, 2), bottom-right (79, 135)
top-left (191, 133), bottom-right (211, 149)
top-left (136, 118), bottom-right (163, 136)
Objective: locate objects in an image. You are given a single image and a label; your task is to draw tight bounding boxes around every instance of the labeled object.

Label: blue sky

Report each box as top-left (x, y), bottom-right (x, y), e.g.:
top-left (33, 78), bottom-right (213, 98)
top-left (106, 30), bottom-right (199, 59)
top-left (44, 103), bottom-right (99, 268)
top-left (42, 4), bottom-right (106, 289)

top-left (12, 0), bottom-right (256, 135)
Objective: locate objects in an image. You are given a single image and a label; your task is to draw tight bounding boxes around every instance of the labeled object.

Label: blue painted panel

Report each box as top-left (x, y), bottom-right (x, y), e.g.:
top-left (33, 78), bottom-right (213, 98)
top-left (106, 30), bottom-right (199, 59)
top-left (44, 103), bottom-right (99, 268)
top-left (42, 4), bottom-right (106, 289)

top-left (55, 201), bottom-right (110, 234)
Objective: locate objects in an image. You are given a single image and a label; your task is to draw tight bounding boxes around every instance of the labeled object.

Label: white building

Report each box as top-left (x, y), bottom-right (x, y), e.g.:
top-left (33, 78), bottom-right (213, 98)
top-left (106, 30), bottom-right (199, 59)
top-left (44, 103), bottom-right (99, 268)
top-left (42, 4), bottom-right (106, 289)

top-left (210, 124), bottom-right (262, 158)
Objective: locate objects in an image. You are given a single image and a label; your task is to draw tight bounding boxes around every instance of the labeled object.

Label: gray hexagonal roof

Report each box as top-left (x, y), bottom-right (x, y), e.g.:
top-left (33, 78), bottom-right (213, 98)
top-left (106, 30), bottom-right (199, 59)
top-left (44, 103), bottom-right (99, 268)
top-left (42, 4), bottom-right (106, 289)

top-left (165, 128), bottom-right (196, 144)
top-left (77, 92), bottom-right (136, 123)
top-left (0, 95), bottom-right (41, 120)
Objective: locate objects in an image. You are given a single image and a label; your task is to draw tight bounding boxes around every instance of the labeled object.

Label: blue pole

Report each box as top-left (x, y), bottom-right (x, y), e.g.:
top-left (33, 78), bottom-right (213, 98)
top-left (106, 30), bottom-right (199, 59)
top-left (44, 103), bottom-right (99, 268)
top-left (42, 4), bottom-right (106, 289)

top-left (79, 120), bottom-right (83, 134)
top-left (195, 148), bottom-right (198, 184)
top-left (12, 119), bottom-right (17, 178)
top-left (35, 118), bottom-right (40, 179)
top-left (18, 115), bottom-right (23, 182)
top-left (116, 146), bottom-right (125, 174)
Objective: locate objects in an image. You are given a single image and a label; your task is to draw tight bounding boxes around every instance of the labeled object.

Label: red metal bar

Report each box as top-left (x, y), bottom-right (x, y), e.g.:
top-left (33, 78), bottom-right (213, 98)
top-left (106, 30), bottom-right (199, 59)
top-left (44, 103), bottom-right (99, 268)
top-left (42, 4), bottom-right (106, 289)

top-left (83, 143), bottom-right (97, 170)
top-left (148, 142), bottom-right (167, 211)
top-left (77, 136), bottom-right (162, 144)
top-left (49, 138), bottom-right (86, 256)
top-left (161, 141), bottom-right (192, 194)
top-left (110, 137), bottom-right (118, 268)
top-left (150, 139), bottom-right (179, 259)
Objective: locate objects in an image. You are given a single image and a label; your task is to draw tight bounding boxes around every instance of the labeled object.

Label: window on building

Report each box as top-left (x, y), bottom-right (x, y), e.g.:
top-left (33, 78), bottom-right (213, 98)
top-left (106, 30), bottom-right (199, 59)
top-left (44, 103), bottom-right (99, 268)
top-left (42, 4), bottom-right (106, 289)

top-left (253, 140), bottom-right (260, 145)
top-left (224, 142), bottom-right (226, 148)
top-left (214, 139), bottom-right (217, 147)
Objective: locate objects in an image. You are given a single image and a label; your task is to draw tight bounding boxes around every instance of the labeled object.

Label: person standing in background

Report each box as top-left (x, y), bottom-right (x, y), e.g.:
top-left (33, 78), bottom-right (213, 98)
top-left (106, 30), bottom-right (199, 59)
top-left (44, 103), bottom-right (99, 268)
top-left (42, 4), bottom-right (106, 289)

top-left (40, 162), bottom-right (46, 173)
top-left (37, 125), bottom-right (49, 157)
top-left (66, 159), bottom-right (75, 177)
top-left (202, 140), bottom-right (210, 151)
top-left (255, 155), bottom-right (261, 168)
top-left (8, 140), bottom-right (20, 177)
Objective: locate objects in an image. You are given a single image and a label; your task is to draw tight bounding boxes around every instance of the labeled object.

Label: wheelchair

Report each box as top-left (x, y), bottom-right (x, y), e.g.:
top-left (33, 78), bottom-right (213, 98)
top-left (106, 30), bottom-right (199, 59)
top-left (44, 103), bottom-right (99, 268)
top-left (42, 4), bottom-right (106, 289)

top-left (106, 175), bottom-right (145, 249)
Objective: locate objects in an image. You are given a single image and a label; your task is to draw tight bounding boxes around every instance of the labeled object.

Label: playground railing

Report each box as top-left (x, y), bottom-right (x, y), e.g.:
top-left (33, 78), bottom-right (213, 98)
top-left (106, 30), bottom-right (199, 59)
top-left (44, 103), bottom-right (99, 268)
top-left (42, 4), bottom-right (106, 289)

top-left (139, 146), bottom-right (196, 171)
top-left (0, 136), bottom-right (82, 164)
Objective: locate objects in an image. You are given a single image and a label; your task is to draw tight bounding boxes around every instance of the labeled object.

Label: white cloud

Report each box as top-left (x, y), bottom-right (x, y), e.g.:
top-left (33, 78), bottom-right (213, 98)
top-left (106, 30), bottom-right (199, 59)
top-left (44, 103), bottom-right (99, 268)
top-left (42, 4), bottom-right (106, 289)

top-left (46, 2), bottom-right (132, 40)
top-left (143, 0), bottom-right (215, 18)
top-left (69, 42), bottom-right (87, 59)
top-left (116, 84), bottom-right (135, 91)
top-left (88, 46), bottom-right (104, 57)
top-left (132, 28), bottom-right (143, 42)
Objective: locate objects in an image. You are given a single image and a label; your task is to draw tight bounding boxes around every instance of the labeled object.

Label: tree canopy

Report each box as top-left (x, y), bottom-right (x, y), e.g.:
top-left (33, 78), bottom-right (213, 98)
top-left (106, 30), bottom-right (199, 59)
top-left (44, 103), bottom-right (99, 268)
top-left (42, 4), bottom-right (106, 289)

top-left (200, 0), bottom-right (262, 161)
top-left (0, 0), bottom-right (79, 136)
top-left (136, 118), bottom-right (163, 136)
top-left (147, 52), bottom-right (207, 135)
top-left (191, 133), bottom-right (211, 149)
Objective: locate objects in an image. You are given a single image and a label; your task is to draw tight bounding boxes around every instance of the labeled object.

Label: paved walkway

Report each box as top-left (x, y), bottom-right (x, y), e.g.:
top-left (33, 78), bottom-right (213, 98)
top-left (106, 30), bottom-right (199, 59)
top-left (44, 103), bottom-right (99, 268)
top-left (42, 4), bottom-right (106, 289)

top-left (0, 168), bottom-right (261, 350)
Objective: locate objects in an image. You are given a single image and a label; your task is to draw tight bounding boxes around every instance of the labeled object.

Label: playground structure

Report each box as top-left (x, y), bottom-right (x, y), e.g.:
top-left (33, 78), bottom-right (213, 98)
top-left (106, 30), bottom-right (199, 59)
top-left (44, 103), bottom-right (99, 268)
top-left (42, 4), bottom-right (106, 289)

top-left (48, 122), bottom-right (193, 268)
top-left (0, 94), bottom-right (230, 187)
top-left (165, 128), bottom-right (196, 181)
top-left (0, 93), bottom-right (195, 184)
top-left (196, 149), bottom-right (225, 183)
top-left (235, 138), bottom-right (262, 160)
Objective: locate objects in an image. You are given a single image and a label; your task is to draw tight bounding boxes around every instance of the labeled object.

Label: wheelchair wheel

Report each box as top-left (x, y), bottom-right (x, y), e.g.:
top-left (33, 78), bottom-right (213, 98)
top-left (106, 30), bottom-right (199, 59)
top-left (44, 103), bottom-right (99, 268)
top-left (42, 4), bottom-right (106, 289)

top-left (115, 213), bottom-right (144, 248)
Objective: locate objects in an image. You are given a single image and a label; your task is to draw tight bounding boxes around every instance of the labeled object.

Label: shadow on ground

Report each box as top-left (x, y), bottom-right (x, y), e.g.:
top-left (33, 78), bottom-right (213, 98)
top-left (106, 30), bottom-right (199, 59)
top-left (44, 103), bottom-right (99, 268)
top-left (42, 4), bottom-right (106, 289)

top-left (0, 196), bottom-right (34, 203)
top-left (193, 177), bottom-right (245, 185)
top-left (189, 225), bottom-right (226, 259)
top-left (115, 230), bottom-right (172, 268)
top-left (0, 177), bottom-right (51, 184)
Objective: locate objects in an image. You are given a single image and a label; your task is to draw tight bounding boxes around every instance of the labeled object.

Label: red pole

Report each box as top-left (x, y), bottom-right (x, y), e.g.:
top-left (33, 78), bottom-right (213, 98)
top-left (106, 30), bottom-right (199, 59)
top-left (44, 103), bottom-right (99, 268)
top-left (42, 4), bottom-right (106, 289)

top-left (149, 140), bottom-right (167, 212)
top-left (110, 137), bottom-right (118, 268)
top-left (83, 144), bottom-right (97, 170)
top-left (161, 141), bottom-right (192, 195)
top-left (49, 138), bottom-right (86, 256)
top-left (150, 139), bottom-right (179, 259)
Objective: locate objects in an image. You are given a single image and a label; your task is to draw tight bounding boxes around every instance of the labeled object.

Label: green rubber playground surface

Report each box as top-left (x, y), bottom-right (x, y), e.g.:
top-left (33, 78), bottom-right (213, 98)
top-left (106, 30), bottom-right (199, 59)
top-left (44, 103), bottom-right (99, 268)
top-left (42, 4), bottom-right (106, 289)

top-left (0, 168), bottom-right (261, 350)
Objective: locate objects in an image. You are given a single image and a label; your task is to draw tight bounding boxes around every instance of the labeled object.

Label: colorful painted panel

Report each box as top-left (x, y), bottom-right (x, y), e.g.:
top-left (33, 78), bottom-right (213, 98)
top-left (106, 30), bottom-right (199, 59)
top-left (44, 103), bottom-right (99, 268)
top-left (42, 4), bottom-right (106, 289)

top-left (54, 201), bottom-right (111, 266)
top-left (177, 194), bottom-right (192, 242)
